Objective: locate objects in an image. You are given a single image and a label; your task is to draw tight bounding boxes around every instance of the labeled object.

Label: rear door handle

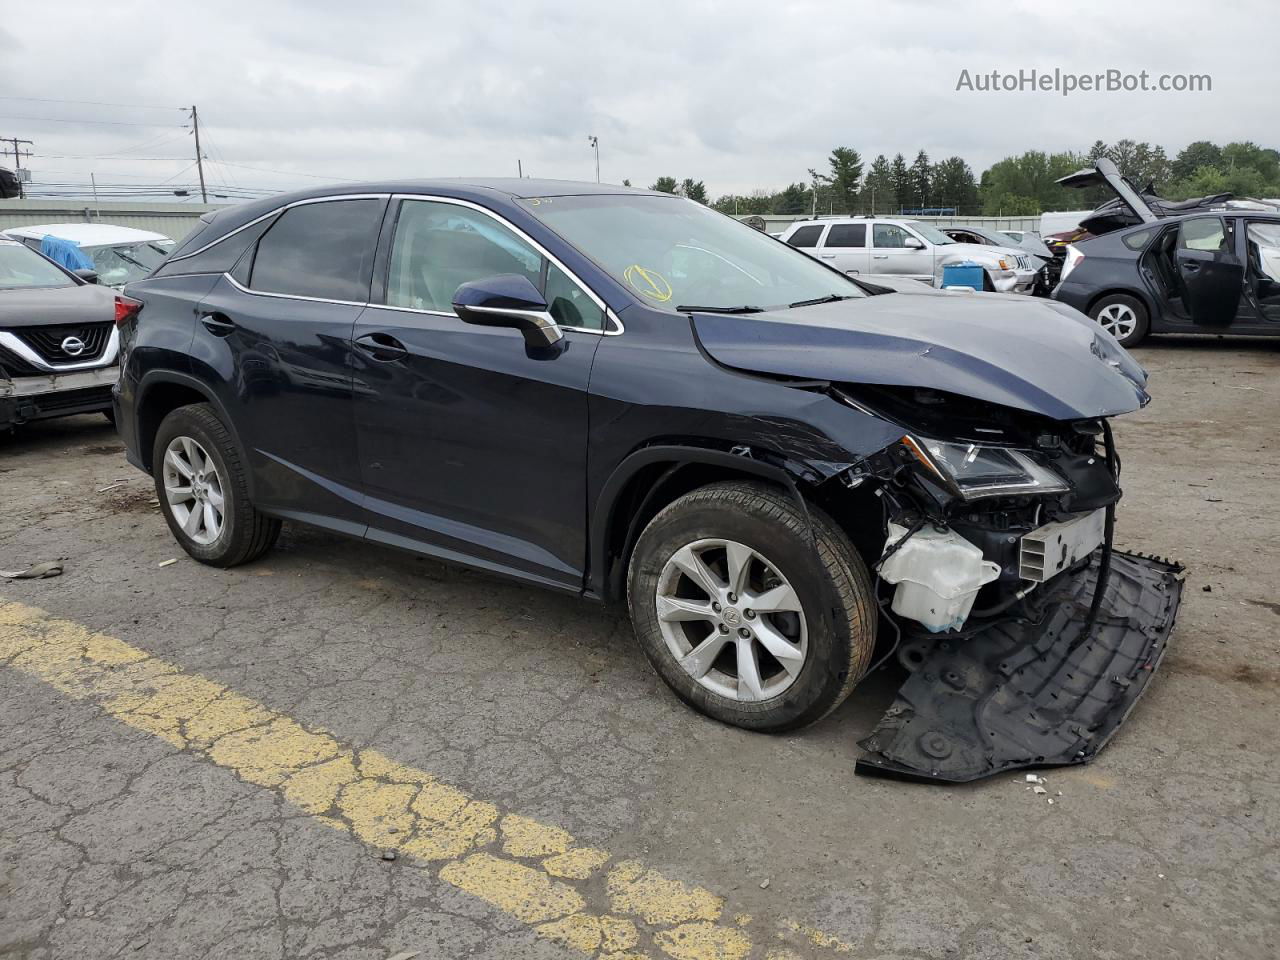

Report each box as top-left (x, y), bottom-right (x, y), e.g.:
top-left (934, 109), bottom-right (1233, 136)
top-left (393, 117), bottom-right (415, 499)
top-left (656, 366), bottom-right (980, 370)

top-left (354, 332), bottom-right (408, 361)
top-left (873, 255), bottom-right (889, 260)
top-left (820, 254), bottom-right (836, 259)
top-left (200, 312), bottom-right (236, 337)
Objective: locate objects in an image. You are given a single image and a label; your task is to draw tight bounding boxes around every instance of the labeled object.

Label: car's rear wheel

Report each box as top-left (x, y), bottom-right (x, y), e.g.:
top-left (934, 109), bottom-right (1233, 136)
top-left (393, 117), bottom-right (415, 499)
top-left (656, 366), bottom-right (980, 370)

top-left (627, 480), bottom-right (876, 732)
top-left (151, 404), bottom-right (280, 567)
top-left (1089, 293), bottom-right (1149, 347)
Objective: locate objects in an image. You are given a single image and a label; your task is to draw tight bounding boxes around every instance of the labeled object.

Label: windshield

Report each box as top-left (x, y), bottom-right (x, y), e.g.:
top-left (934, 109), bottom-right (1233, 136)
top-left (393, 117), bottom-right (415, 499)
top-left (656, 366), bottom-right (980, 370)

top-left (519, 194), bottom-right (865, 311)
top-left (85, 241), bottom-right (174, 286)
top-left (903, 221), bottom-right (955, 245)
top-left (0, 242), bottom-right (74, 290)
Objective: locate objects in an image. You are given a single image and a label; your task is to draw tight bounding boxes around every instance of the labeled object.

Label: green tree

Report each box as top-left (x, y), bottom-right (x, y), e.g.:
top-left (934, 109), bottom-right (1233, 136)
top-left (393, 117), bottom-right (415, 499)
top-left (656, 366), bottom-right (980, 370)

top-left (824, 147), bottom-right (863, 214)
top-left (984, 193), bottom-right (1041, 216)
top-left (649, 176), bottom-right (679, 194)
top-left (979, 150), bottom-right (1082, 213)
top-left (860, 155), bottom-right (894, 214)
top-left (775, 182), bottom-right (811, 215)
top-left (931, 156), bottom-right (979, 213)
top-left (1171, 141), bottom-right (1223, 181)
top-left (908, 150), bottom-right (932, 208)
top-left (621, 179), bottom-right (632, 187)
top-left (681, 178), bottom-right (709, 204)
top-left (889, 153), bottom-right (911, 213)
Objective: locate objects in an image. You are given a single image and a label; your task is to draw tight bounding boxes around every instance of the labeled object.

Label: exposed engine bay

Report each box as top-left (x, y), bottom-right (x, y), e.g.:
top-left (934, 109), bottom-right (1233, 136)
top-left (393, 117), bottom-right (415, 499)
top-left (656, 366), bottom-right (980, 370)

top-left (830, 383), bottom-right (1184, 781)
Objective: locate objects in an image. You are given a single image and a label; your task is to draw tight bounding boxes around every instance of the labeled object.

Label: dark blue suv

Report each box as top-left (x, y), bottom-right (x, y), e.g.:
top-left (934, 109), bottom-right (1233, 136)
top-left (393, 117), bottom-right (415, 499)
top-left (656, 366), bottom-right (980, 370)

top-left (114, 179), bottom-right (1181, 781)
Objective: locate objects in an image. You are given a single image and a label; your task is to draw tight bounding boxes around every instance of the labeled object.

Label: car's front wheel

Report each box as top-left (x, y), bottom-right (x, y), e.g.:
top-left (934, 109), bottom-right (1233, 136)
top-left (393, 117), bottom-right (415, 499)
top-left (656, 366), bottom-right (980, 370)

top-left (627, 480), bottom-right (876, 732)
top-left (151, 403), bottom-right (280, 567)
top-left (1089, 293), bottom-right (1149, 347)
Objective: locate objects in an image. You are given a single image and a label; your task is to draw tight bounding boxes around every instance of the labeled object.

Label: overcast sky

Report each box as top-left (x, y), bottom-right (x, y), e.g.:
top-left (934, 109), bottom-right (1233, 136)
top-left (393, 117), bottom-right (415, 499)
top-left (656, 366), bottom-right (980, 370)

top-left (0, 0), bottom-right (1274, 202)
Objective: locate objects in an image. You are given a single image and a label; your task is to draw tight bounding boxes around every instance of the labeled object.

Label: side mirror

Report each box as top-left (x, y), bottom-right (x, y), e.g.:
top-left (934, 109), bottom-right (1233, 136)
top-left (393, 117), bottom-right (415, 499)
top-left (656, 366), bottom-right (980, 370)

top-left (73, 268), bottom-right (99, 284)
top-left (903, 236), bottom-right (925, 250)
top-left (452, 274), bottom-right (563, 348)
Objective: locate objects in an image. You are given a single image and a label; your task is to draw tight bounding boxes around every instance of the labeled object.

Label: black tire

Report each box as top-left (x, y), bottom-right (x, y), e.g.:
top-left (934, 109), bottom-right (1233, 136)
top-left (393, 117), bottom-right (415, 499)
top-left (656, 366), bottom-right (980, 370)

top-left (1089, 293), bottom-right (1150, 348)
top-left (151, 403), bottom-right (280, 567)
top-left (627, 480), bottom-right (876, 733)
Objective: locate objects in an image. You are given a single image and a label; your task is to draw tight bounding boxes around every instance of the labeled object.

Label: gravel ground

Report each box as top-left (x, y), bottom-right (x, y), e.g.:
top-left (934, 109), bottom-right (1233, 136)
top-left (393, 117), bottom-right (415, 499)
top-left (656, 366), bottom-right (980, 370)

top-left (1, 337), bottom-right (1277, 960)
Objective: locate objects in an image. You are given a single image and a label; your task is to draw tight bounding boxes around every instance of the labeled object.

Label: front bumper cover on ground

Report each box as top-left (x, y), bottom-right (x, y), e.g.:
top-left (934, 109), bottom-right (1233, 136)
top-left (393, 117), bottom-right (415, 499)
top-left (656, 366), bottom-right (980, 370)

top-left (856, 551), bottom-right (1184, 783)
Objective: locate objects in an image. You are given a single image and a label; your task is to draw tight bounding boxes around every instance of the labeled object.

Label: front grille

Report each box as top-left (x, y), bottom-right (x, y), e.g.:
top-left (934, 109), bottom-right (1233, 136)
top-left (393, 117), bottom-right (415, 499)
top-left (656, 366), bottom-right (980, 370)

top-left (13, 322), bottom-right (112, 363)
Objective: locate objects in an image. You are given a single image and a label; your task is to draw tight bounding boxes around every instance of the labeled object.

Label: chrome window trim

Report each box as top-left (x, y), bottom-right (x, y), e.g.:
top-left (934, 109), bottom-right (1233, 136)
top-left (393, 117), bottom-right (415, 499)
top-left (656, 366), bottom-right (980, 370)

top-left (386, 193), bottom-right (623, 336)
top-left (165, 193), bottom-right (390, 265)
top-left (0, 327), bottom-right (120, 373)
top-left (224, 273), bottom-right (369, 308)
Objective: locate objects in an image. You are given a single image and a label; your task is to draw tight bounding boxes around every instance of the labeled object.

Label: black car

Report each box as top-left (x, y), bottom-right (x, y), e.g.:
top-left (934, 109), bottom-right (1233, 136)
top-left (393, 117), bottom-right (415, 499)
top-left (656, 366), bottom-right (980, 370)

top-left (114, 180), bottom-right (1183, 782)
top-left (1, 238), bottom-right (130, 430)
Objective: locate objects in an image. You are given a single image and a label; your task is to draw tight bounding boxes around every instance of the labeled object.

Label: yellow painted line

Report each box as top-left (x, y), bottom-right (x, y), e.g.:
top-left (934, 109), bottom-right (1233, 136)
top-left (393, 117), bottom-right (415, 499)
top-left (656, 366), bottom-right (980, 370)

top-left (0, 598), bottom-right (848, 959)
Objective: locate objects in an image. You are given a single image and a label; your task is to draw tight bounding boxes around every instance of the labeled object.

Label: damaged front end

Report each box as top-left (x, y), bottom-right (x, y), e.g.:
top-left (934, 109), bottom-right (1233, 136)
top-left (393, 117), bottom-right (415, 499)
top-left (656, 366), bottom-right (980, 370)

top-left (831, 384), bottom-right (1184, 783)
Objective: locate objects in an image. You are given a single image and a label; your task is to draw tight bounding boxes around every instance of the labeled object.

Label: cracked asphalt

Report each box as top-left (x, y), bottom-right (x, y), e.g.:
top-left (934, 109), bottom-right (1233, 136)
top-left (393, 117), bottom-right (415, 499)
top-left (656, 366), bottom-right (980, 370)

top-left (2, 338), bottom-right (1278, 960)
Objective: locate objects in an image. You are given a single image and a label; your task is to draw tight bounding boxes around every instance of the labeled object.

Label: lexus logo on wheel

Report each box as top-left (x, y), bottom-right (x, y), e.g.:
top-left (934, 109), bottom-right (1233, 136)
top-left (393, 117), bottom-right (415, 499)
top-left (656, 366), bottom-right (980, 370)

top-left (60, 336), bottom-right (86, 357)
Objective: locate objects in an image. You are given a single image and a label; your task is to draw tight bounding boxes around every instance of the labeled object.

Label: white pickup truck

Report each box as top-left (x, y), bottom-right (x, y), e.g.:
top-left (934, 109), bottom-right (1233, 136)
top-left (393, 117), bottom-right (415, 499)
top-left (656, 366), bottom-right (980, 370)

top-left (778, 217), bottom-right (1041, 294)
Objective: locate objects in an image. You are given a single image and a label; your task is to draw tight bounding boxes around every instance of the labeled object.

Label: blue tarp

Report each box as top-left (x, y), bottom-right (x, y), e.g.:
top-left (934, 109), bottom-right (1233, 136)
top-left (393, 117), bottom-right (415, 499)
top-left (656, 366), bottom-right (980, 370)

top-left (39, 235), bottom-right (94, 272)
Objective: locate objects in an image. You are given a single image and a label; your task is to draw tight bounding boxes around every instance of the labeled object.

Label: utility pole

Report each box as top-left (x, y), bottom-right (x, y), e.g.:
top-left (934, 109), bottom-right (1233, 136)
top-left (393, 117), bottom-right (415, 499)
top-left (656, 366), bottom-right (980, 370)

top-left (190, 105), bottom-right (207, 203)
top-left (517, 159), bottom-right (523, 178)
top-left (4, 136), bottom-right (33, 198)
top-left (587, 136), bottom-right (599, 183)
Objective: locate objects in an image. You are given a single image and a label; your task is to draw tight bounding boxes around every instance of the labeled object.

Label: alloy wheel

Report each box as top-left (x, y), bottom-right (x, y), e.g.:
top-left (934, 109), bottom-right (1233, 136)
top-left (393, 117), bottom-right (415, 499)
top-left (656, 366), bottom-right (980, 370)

top-left (1096, 302), bottom-right (1137, 340)
top-left (655, 538), bottom-right (808, 702)
top-left (162, 436), bottom-right (225, 546)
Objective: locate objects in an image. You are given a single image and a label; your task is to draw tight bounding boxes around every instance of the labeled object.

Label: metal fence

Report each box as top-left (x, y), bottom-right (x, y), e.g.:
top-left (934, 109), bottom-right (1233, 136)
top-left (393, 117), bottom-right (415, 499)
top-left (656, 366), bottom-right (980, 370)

top-left (0, 199), bottom-right (230, 241)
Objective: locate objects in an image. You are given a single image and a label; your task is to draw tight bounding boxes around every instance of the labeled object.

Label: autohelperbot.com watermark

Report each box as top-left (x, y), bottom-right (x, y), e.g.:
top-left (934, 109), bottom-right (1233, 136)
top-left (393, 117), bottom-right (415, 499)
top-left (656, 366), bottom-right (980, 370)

top-left (955, 68), bottom-right (1212, 97)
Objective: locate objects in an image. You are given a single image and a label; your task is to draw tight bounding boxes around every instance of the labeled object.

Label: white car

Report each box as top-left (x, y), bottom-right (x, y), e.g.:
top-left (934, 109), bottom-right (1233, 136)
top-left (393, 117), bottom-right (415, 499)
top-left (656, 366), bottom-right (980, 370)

top-left (2, 223), bottom-right (175, 289)
top-left (778, 217), bottom-right (1040, 294)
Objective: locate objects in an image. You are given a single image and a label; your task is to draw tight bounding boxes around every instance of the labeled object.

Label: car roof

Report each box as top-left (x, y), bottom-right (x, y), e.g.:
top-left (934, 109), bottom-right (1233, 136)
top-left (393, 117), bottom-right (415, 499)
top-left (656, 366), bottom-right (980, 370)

top-left (1, 222), bottom-right (173, 246)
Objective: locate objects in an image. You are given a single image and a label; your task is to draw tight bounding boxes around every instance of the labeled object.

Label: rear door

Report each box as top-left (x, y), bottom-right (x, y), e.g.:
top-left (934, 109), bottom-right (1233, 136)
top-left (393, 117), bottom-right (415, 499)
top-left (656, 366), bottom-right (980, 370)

top-left (871, 223), bottom-right (933, 280)
top-left (351, 196), bottom-right (604, 589)
top-left (188, 196), bottom-right (387, 529)
top-left (1175, 215), bottom-right (1244, 327)
top-left (815, 223), bottom-right (869, 275)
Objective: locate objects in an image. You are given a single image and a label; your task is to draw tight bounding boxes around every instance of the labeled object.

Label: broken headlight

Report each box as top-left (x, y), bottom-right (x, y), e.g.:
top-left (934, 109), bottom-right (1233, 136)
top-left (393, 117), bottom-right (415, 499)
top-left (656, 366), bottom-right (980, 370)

top-left (902, 436), bottom-right (1070, 501)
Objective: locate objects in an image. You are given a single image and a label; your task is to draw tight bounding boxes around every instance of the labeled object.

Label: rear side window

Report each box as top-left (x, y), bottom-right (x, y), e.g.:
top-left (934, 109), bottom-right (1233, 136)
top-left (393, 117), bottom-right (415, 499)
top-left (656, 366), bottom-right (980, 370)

top-left (1122, 228), bottom-right (1155, 251)
top-left (249, 199), bottom-right (384, 301)
top-left (786, 225), bottom-right (823, 248)
top-left (823, 224), bottom-right (865, 248)
top-left (153, 215), bottom-right (275, 278)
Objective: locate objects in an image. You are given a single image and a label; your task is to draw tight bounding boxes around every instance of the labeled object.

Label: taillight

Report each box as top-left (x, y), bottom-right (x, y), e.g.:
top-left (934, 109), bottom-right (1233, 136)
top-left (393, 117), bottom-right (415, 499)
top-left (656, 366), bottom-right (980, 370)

top-left (1059, 244), bottom-right (1085, 283)
top-left (114, 295), bottom-right (142, 328)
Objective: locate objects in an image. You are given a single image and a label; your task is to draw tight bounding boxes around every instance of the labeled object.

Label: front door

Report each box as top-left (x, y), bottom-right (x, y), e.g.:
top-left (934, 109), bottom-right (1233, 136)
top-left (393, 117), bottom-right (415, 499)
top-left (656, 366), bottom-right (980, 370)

top-left (1175, 216), bottom-right (1244, 327)
top-left (188, 196), bottom-right (387, 528)
top-left (352, 197), bottom-right (605, 589)
top-left (816, 222), bottom-right (869, 275)
top-left (871, 223), bottom-right (934, 280)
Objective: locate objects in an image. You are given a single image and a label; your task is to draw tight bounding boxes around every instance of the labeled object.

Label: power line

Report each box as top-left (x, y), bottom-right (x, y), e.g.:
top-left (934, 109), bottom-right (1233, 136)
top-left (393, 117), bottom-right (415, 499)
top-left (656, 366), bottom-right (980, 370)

top-left (0, 95), bottom-right (183, 111)
top-left (0, 114), bottom-right (187, 128)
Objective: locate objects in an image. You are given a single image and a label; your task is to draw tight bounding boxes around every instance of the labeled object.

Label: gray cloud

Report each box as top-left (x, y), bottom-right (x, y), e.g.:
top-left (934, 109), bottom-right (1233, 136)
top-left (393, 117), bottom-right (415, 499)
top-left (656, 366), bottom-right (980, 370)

top-left (0, 0), bottom-right (1274, 200)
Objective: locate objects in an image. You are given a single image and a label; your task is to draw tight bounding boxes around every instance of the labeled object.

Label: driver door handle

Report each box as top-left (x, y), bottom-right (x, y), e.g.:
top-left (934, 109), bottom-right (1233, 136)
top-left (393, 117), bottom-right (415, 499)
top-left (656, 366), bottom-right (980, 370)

top-left (354, 332), bottom-right (408, 361)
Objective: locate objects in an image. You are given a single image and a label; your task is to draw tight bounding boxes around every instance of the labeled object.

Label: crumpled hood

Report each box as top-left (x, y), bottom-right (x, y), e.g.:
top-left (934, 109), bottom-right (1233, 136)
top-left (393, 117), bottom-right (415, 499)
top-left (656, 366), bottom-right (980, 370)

top-left (0, 283), bottom-right (115, 328)
top-left (692, 293), bottom-right (1150, 421)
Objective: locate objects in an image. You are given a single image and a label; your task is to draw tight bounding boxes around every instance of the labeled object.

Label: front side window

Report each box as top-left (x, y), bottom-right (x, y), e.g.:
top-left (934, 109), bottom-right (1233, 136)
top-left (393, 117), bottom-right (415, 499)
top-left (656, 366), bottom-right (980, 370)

top-left (786, 225), bottom-right (824, 248)
top-left (872, 224), bottom-right (913, 249)
top-left (0, 241), bottom-right (73, 289)
top-left (1178, 217), bottom-right (1227, 253)
top-left (384, 200), bottom-right (605, 329)
top-left (249, 199), bottom-right (383, 301)
top-left (521, 195), bottom-right (864, 312)
top-left (824, 224), bottom-right (866, 248)
top-left (902, 221), bottom-right (954, 245)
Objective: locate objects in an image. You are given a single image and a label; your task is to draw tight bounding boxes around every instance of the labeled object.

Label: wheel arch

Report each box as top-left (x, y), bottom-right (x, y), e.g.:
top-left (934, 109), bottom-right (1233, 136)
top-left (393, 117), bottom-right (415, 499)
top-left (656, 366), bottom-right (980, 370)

top-left (589, 446), bottom-right (803, 603)
top-left (135, 372), bottom-right (250, 494)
